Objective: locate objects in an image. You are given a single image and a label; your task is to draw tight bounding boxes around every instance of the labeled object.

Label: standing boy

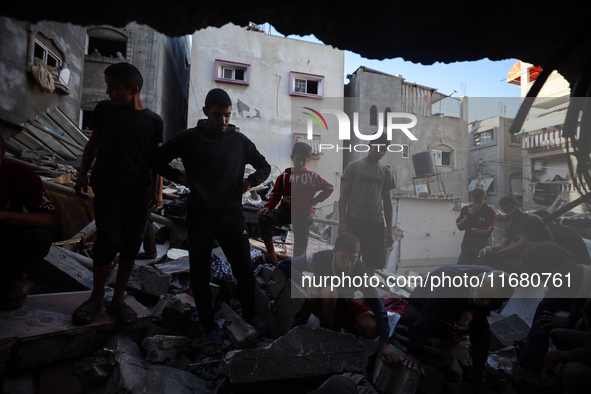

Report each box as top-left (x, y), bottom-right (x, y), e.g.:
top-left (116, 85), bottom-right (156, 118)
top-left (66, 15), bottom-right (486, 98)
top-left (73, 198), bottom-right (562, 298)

top-left (151, 88), bottom-right (271, 355)
top-left (73, 62), bottom-right (163, 325)
top-left (338, 134), bottom-right (396, 272)
top-left (257, 142), bottom-right (334, 264)
top-left (455, 187), bottom-right (496, 265)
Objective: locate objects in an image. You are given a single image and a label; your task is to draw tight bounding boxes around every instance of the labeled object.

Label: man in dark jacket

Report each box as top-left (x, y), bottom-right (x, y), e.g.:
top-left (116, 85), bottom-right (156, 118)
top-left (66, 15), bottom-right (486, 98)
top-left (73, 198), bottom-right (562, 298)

top-left (151, 88), bottom-right (271, 355)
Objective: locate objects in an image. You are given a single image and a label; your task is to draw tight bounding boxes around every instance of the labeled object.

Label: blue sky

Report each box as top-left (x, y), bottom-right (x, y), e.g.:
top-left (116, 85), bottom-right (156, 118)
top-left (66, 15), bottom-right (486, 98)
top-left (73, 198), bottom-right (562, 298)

top-left (267, 25), bottom-right (523, 122)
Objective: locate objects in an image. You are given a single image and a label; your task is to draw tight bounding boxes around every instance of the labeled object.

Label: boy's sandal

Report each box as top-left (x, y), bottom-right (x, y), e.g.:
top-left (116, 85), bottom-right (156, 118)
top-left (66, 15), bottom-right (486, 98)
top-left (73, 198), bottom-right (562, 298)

top-left (0, 287), bottom-right (27, 310)
top-left (201, 330), bottom-right (222, 354)
top-left (249, 317), bottom-right (268, 335)
top-left (105, 302), bottom-right (137, 325)
top-left (72, 299), bottom-right (103, 325)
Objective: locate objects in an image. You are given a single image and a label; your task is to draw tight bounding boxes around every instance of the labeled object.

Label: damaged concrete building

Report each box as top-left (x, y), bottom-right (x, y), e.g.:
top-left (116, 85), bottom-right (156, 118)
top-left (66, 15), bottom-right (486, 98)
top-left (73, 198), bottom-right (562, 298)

top-left (2, 1), bottom-right (591, 393)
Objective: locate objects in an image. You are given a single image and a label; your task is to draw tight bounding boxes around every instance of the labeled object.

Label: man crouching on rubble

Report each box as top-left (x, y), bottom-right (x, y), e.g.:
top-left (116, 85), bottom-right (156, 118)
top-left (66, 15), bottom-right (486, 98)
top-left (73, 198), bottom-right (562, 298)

top-left (0, 134), bottom-right (58, 309)
top-left (278, 232), bottom-right (400, 367)
top-left (401, 266), bottom-right (515, 391)
top-left (150, 88), bottom-right (271, 355)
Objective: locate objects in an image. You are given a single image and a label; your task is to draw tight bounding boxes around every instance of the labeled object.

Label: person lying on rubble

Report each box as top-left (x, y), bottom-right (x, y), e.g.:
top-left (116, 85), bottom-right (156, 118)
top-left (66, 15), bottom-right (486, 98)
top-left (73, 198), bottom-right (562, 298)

top-left (518, 242), bottom-right (591, 388)
top-left (400, 266), bottom-right (514, 390)
top-left (277, 232), bottom-right (400, 367)
top-left (150, 88), bottom-right (271, 355)
top-left (73, 62), bottom-right (164, 325)
top-left (0, 134), bottom-right (59, 309)
top-left (478, 196), bottom-right (552, 273)
top-left (257, 141), bottom-right (334, 264)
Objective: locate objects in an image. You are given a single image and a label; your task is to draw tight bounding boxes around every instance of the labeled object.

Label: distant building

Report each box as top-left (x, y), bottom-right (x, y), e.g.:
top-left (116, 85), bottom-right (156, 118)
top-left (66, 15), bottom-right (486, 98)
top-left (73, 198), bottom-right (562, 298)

top-left (0, 18), bottom-right (88, 159)
top-left (0, 18), bottom-right (190, 155)
top-left (81, 23), bottom-right (190, 142)
top-left (507, 61), bottom-right (583, 212)
top-left (344, 66), bottom-right (469, 200)
top-left (468, 115), bottom-right (522, 208)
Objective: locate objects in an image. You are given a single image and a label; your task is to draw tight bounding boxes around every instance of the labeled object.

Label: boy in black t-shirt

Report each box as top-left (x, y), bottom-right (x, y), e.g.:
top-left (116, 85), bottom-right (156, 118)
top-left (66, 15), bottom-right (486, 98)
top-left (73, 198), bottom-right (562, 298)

top-left (73, 62), bottom-right (163, 325)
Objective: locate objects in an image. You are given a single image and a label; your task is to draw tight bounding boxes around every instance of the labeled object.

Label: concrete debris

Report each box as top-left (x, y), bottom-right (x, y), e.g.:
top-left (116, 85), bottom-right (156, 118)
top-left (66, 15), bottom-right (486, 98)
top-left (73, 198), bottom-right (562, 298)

top-left (254, 269), bottom-right (310, 339)
top-left (215, 302), bottom-right (258, 349)
top-left (73, 349), bottom-right (119, 387)
top-left (372, 344), bottom-right (420, 394)
top-left (141, 335), bottom-right (191, 363)
top-left (104, 352), bottom-right (211, 394)
top-left (151, 294), bottom-right (195, 329)
top-left (104, 334), bottom-right (143, 359)
top-left (224, 325), bottom-right (367, 383)
top-left (489, 314), bottom-right (530, 352)
top-left (110, 264), bottom-right (172, 297)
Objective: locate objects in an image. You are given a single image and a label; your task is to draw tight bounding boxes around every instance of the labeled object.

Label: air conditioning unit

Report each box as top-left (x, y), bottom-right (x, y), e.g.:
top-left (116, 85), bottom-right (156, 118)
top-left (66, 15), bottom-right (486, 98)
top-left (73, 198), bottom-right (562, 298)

top-left (532, 159), bottom-right (545, 171)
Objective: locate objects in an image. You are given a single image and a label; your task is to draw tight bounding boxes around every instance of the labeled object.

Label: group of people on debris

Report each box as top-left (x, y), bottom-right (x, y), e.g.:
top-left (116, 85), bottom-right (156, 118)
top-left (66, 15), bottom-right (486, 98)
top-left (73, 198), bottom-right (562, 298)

top-left (455, 187), bottom-right (591, 393)
top-left (2, 62), bottom-right (590, 393)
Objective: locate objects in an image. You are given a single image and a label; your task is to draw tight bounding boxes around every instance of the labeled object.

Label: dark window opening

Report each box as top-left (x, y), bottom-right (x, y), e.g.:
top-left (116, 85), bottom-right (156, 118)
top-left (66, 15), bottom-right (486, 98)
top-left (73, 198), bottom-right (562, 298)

top-left (82, 110), bottom-right (94, 131)
top-left (88, 36), bottom-right (126, 59)
top-left (306, 80), bottom-right (318, 95)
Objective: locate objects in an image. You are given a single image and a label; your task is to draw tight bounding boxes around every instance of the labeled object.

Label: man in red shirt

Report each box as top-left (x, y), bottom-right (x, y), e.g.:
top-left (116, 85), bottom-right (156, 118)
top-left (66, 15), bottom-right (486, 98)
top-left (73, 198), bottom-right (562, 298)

top-left (258, 142), bottom-right (334, 264)
top-left (0, 134), bottom-right (59, 308)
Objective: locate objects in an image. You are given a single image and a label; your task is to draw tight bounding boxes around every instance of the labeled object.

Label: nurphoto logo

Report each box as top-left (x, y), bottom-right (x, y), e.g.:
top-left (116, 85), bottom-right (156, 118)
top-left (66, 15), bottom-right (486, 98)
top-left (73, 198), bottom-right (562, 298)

top-left (302, 107), bottom-right (418, 153)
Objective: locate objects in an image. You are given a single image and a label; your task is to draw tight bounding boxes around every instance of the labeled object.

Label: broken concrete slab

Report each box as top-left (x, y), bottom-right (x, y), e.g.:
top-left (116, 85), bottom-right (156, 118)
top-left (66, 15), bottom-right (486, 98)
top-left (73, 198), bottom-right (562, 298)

top-left (0, 291), bottom-right (150, 372)
top-left (254, 277), bottom-right (310, 339)
top-left (141, 335), bottom-right (190, 363)
top-left (489, 314), bottom-right (530, 352)
top-left (265, 265), bottom-right (289, 299)
top-left (372, 344), bottom-right (420, 394)
top-left (109, 265), bottom-right (172, 297)
top-left (104, 352), bottom-right (211, 394)
top-left (27, 245), bottom-right (93, 291)
top-left (224, 325), bottom-right (367, 383)
top-left (73, 349), bottom-right (119, 387)
top-left (214, 302), bottom-right (258, 349)
top-left (152, 294), bottom-right (195, 330)
top-left (104, 334), bottom-right (143, 359)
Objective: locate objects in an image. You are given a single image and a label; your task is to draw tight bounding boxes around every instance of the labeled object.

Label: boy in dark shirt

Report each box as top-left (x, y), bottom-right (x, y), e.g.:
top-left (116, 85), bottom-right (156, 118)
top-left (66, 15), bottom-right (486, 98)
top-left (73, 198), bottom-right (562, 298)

top-left (73, 62), bottom-right (163, 325)
top-left (455, 187), bottom-right (496, 265)
top-left (479, 196), bottom-right (552, 272)
top-left (257, 142), bottom-right (334, 264)
top-left (151, 88), bottom-right (271, 355)
top-left (0, 134), bottom-right (58, 308)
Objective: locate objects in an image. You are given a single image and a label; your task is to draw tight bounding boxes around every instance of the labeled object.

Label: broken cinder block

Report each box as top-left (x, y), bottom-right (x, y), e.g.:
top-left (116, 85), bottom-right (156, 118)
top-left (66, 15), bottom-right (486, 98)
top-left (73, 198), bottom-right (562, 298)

top-left (110, 265), bottom-right (172, 297)
top-left (141, 335), bottom-right (190, 364)
top-left (489, 314), bottom-right (530, 352)
top-left (372, 344), bottom-right (420, 394)
top-left (214, 302), bottom-right (258, 349)
top-left (104, 352), bottom-right (211, 394)
top-left (224, 325), bottom-right (367, 383)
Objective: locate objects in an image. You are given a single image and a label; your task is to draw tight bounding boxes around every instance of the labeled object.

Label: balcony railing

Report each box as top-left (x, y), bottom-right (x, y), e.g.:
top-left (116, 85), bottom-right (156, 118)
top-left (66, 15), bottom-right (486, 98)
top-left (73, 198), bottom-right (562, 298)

top-left (522, 128), bottom-right (578, 150)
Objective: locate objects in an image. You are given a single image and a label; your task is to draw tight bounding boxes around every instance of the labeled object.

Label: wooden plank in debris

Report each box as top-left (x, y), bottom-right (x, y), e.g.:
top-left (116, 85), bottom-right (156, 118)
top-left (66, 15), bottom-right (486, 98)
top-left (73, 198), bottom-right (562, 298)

top-left (27, 245), bottom-right (94, 291)
top-left (154, 256), bottom-right (190, 275)
top-left (248, 238), bottom-right (289, 260)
